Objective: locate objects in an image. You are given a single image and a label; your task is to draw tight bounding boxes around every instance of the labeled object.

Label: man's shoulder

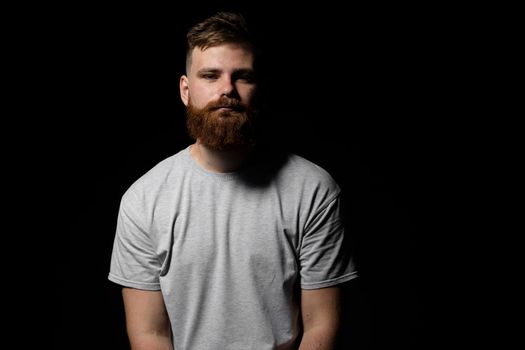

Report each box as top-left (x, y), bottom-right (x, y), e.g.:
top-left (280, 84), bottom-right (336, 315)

top-left (124, 146), bottom-right (190, 199)
top-left (286, 153), bottom-right (329, 175)
top-left (278, 153), bottom-right (341, 195)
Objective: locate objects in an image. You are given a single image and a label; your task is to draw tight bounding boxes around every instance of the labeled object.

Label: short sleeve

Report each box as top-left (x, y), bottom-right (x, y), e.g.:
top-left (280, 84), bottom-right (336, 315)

top-left (299, 195), bottom-right (358, 289)
top-left (108, 190), bottom-right (161, 290)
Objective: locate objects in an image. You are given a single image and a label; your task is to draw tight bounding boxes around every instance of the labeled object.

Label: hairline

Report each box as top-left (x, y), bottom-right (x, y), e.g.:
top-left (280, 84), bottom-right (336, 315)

top-left (185, 42), bottom-right (255, 75)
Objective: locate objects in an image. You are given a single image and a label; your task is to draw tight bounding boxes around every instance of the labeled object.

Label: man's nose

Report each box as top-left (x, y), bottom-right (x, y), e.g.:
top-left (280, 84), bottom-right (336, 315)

top-left (220, 77), bottom-right (236, 97)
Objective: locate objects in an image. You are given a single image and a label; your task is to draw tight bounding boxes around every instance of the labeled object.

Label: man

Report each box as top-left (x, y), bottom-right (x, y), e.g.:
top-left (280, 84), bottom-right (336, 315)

top-left (109, 12), bottom-right (357, 349)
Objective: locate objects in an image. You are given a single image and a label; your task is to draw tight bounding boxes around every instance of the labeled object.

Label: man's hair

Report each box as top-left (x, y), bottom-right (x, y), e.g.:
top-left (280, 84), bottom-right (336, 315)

top-left (185, 12), bottom-right (255, 73)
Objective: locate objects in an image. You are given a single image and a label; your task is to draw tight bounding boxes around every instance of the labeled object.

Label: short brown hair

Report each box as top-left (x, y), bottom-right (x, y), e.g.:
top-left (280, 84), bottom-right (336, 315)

top-left (185, 12), bottom-right (255, 73)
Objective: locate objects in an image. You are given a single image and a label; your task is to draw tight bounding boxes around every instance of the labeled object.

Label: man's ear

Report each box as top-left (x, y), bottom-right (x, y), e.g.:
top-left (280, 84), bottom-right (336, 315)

top-left (180, 75), bottom-right (189, 106)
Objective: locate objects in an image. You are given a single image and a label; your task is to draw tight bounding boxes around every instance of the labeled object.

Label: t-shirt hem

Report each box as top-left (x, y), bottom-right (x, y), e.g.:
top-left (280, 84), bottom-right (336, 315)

top-left (108, 273), bottom-right (161, 291)
top-left (301, 271), bottom-right (358, 290)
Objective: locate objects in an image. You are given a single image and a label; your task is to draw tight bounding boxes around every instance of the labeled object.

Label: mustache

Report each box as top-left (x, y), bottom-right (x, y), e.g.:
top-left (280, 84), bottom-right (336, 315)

top-left (205, 97), bottom-right (245, 112)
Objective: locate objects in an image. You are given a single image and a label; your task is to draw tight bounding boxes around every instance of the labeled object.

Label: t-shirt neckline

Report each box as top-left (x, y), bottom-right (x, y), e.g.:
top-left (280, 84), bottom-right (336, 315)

top-left (183, 145), bottom-right (253, 181)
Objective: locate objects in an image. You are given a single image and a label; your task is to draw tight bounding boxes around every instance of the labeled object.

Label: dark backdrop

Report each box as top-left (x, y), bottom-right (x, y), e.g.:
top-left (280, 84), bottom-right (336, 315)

top-left (49, 3), bottom-right (455, 349)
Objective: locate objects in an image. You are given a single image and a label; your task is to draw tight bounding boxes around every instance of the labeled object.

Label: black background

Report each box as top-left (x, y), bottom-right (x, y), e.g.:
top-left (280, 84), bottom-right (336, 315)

top-left (40, 2), bottom-right (482, 349)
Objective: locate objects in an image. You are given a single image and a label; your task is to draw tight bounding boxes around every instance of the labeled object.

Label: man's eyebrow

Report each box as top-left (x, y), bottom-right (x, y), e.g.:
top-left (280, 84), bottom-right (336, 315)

top-left (196, 68), bottom-right (221, 75)
top-left (196, 68), bottom-right (255, 75)
top-left (232, 68), bottom-right (255, 75)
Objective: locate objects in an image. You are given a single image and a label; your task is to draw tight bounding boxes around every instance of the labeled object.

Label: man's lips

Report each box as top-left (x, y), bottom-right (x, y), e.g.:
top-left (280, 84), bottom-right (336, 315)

top-left (213, 105), bottom-right (242, 111)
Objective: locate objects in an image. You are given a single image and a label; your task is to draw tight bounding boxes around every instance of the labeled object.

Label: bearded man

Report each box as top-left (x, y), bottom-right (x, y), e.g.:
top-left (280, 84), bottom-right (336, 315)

top-left (109, 11), bottom-right (357, 350)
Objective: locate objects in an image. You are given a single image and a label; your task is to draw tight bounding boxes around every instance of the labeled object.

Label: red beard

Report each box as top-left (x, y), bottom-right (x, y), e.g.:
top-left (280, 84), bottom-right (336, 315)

top-left (186, 96), bottom-right (257, 151)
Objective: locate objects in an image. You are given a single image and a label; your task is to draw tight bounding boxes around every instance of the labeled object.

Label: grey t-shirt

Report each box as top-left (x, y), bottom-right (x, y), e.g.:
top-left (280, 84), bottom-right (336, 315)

top-left (109, 146), bottom-right (357, 349)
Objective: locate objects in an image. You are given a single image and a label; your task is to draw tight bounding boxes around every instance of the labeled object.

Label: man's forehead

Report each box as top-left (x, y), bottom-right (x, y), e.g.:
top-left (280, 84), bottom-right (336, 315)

top-left (190, 45), bottom-right (255, 71)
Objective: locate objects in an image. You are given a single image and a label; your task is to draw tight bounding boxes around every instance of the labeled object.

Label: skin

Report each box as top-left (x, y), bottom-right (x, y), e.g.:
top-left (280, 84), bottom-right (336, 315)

top-left (299, 287), bottom-right (342, 350)
top-left (123, 43), bottom-right (342, 350)
top-left (123, 288), bottom-right (173, 350)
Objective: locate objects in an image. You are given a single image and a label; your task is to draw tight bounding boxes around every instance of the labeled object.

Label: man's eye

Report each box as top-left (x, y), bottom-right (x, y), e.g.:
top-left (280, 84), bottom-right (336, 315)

top-left (201, 74), bottom-right (217, 80)
top-left (237, 75), bottom-right (255, 83)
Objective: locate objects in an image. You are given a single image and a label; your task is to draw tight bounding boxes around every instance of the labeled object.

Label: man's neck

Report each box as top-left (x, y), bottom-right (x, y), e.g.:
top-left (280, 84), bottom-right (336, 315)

top-left (190, 142), bottom-right (254, 173)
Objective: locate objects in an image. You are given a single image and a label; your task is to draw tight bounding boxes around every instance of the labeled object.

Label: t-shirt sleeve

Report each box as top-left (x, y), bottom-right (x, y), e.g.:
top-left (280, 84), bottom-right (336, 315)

top-left (108, 189), bottom-right (161, 290)
top-left (299, 194), bottom-right (358, 289)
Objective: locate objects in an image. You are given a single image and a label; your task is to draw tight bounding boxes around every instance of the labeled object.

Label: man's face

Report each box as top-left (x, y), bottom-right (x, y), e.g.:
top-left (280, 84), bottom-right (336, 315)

top-left (180, 44), bottom-right (258, 150)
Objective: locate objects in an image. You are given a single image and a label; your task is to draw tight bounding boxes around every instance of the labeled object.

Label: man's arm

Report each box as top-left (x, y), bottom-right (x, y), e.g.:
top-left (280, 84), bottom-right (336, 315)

top-left (122, 288), bottom-right (173, 350)
top-left (299, 287), bottom-right (342, 350)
